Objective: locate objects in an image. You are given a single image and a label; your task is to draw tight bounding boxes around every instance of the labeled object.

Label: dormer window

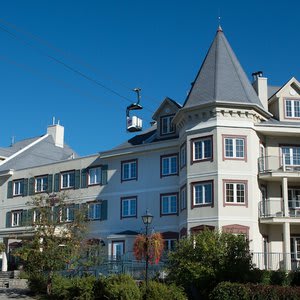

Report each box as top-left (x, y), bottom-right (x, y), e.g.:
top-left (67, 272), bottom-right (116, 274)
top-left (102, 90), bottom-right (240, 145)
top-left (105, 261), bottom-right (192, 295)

top-left (161, 115), bottom-right (175, 135)
top-left (285, 99), bottom-right (300, 119)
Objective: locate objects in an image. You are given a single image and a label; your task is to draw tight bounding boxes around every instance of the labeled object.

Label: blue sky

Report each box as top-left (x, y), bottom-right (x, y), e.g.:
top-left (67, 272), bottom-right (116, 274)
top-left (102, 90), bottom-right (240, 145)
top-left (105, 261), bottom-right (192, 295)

top-left (0, 0), bottom-right (299, 155)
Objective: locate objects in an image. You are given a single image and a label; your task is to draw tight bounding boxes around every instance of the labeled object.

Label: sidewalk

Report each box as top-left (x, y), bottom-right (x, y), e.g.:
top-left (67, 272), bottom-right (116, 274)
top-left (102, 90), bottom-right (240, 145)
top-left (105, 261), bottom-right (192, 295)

top-left (0, 289), bottom-right (34, 299)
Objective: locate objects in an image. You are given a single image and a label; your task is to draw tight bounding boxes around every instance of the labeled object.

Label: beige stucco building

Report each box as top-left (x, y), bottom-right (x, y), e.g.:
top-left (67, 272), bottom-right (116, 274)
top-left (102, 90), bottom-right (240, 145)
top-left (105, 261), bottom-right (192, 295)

top-left (1, 27), bottom-right (300, 272)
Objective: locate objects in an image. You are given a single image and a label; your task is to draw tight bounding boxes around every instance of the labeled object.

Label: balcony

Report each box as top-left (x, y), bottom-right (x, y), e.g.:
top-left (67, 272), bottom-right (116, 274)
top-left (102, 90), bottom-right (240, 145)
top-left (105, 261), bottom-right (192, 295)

top-left (259, 200), bottom-right (300, 223)
top-left (258, 155), bottom-right (300, 181)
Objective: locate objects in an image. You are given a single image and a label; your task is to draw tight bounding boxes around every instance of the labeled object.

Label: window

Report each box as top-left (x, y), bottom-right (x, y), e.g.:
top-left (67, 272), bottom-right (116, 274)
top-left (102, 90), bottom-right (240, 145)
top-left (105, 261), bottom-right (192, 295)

top-left (88, 167), bottom-right (101, 185)
top-left (192, 181), bottom-right (213, 207)
top-left (192, 136), bottom-right (212, 162)
top-left (161, 154), bottom-right (178, 177)
top-left (285, 99), bottom-right (300, 118)
top-left (88, 202), bottom-right (101, 220)
top-left (13, 180), bottom-right (24, 196)
top-left (160, 193), bottom-right (178, 215)
top-left (180, 185), bottom-right (187, 211)
top-left (61, 171), bottom-right (75, 189)
top-left (223, 136), bottom-right (246, 160)
top-left (291, 237), bottom-right (300, 260)
top-left (224, 180), bottom-right (247, 206)
top-left (164, 239), bottom-right (177, 251)
top-left (60, 205), bottom-right (75, 222)
top-left (112, 241), bottom-right (125, 260)
top-left (281, 146), bottom-right (300, 166)
top-left (180, 143), bottom-right (187, 168)
top-left (35, 176), bottom-right (48, 193)
top-left (288, 188), bottom-right (300, 209)
top-left (121, 159), bottom-right (137, 181)
top-left (12, 211), bottom-right (22, 227)
top-left (161, 115), bottom-right (175, 135)
top-left (121, 197), bottom-right (137, 218)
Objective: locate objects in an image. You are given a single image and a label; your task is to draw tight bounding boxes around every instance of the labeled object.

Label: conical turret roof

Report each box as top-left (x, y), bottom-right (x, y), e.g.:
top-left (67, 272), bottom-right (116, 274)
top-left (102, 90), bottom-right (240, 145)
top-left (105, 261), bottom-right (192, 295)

top-left (183, 27), bottom-right (263, 108)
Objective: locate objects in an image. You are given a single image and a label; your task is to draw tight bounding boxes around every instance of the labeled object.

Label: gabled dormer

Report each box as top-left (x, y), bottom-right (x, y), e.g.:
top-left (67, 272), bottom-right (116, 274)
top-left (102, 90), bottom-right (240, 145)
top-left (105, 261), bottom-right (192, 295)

top-left (268, 77), bottom-right (300, 122)
top-left (152, 97), bottom-right (181, 139)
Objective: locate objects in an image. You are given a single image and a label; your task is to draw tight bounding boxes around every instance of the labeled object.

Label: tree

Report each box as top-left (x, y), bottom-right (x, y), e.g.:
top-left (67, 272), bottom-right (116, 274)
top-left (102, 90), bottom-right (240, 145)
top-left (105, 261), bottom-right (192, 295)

top-left (167, 230), bottom-right (254, 299)
top-left (14, 192), bottom-right (97, 295)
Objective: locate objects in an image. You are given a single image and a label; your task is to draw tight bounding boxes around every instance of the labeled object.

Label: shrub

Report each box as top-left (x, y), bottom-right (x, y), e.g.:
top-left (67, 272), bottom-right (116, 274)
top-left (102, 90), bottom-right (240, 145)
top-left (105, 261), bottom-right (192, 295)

top-left (27, 272), bottom-right (48, 295)
top-left (140, 280), bottom-right (187, 300)
top-left (246, 268), bottom-right (271, 284)
top-left (290, 270), bottom-right (300, 286)
top-left (269, 270), bottom-right (290, 286)
top-left (209, 282), bottom-right (250, 300)
top-left (96, 274), bottom-right (141, 300)
top-left (51, 275), bottom-right (73, 299)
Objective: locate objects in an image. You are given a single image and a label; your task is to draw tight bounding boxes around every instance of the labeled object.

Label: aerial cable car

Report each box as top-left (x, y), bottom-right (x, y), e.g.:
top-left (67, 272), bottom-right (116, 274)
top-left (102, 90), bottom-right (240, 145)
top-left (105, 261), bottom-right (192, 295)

top-left (126, 88), bottom-right (143, 132)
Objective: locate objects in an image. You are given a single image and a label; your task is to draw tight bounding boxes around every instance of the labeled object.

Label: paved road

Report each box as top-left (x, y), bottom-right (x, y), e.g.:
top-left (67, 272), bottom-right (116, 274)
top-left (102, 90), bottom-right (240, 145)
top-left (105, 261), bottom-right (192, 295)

top-left (0, 289), bottom-right (34, 299)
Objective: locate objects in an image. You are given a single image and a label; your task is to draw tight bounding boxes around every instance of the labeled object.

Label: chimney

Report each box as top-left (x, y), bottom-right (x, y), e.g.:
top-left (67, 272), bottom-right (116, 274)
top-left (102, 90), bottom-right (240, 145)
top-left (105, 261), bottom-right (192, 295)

top-left (47, 121), bottom-right (64, 148)
top-left (252, 71), bottom-right (268, 111)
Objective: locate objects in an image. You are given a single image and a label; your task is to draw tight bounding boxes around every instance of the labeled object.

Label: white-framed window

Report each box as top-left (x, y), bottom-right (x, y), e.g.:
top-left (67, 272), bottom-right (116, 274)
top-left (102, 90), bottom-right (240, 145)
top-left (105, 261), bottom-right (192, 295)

top-left (180, 185), bottom-right (187, 211)
top-left (192, 181), bottom-right (213, 207)
top-left (285, 99), bottom-right (300, 118)
top-left (161, 194), bottom-right (178, 215)
top-left (282, 146), bottom-right (300, 166)
top-left (121, 159), bottom-right (137, 181)
top-left (161, 115), bottom-right (175, 135)
top-left (225, 182), bottom-right (246, 204)
top-left (12, 211), bottom-right (22, 227)
top-left (161, 155), bottom-right (178, 177)
top-left (192, 136), bottom-right (212, 162)
top-left (112, 241), bottom-right (124, 260)
top-left (288, 188), bottom-right (300, 209)
top-left (121, 197), bottom-right (137, 218)
top-left (88, 167), bottom-right (101, 185)
top-left (13, 180), bottom-right (24, 196)
top-left (164, 239), bottom-right (177, 251)
top-left (61, 171), bottom-right (75, 189)
top-left (61, 205), bottom-right (75, 222)
top-left (35, 176), bottom-right (48, 193)
top-left (291, 237), bottom-right (300, 260)
top-left (224, 136), bottom-right (246, 159)
top-left (180, 143), bottom-right (187, 168)
top-left (88, 202), bottom-right (101, 220)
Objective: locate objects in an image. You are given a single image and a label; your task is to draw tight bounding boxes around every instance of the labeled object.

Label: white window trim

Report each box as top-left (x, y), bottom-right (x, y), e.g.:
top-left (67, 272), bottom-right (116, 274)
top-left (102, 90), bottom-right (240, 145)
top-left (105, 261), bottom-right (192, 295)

top-left (35, 176), bottom-right (48, 193)
top-left (121, 197), bottom-right (137, 218)
top-left (161, 155), bottom-right (178, 176)
top-left (161, 194), bottom-right (178, 215)
top-left (193, 137), bottom-right (212, 161)
top-left (88, 167), bottom-right (101, 185)
top-left (285, 99), bottom-right (300, 118)
top-left (161, 115), bottom-right (175, 135)
top-left (11, 211), bottom-right (22, 227)
top-left (224, 137), bottom-right (245, 159)
top-left (225, 182), bottom-right (246, 204)
top-left (88, 202), bottom-right (101, 220)
top-left (121, 160), bottom-right (137, 181)
top-left (291, 237), bottom-right (300, 260)
top-left (13, 180), bottom-right (23, 196)
top-left (193, 182), bottom-right (213, 206)
top-left (281, 146), bottom-right (300, 166)
top-left (61, 171), bottom-right (75, 189)
top-left (164, 239), bottom-right (177, 251)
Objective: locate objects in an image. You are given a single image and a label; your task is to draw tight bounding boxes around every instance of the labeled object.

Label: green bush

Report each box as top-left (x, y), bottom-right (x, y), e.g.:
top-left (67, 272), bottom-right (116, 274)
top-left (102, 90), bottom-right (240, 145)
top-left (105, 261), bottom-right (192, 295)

top-left (290, 270), bottom-right (300, 286)
top-left (27, 272), bottom-right (48, 295)
top-left (140, 280), bottom-right (187, 300)
top-left (269, 270), bottom-right (290, 286)
top-left (246, 268), bottom-right (271, 284)
top-left (96, 274), bottom-right (141, 300)
top-left (209, 282), bottom-right (250, 300)
top-left (51, 275), bottom-right (73, 299)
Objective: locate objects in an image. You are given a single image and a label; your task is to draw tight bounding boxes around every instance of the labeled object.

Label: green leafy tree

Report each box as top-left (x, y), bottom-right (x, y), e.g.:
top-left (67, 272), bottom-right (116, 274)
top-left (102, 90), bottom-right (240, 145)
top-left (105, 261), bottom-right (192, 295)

top-left (14, 192), bottom-right (98, 295)
top-left (167, 230), bottom-right (254, 299)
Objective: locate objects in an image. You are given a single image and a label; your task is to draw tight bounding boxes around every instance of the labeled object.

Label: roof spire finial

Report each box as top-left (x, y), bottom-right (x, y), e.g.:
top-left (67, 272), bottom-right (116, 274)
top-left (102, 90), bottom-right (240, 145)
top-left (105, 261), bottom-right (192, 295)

top-left (217, 9), bottom-right (223, 32)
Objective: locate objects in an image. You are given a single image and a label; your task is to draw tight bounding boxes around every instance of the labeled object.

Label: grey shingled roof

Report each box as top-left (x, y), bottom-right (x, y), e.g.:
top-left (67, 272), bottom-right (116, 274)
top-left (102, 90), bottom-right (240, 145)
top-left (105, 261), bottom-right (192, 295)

top-left (0, 137), bottom-right (40, 157)
top-left (183, 27), bottom-right (263, 108)
top-left (0, 135), bottom-right (78, 171)
top-left (268, 86), bottom-right (281, 99)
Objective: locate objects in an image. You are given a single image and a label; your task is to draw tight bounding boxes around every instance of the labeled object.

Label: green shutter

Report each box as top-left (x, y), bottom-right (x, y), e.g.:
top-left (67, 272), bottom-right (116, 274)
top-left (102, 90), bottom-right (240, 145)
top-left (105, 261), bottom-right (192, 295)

top-left (20, 210), bottom-right (27, 226)
top-left (81, 203), bottom-right (88, 220)
top-left (75, 170), bottom-right (80, 189)
top-left (54, 206), bottom-right (61, 223)
top-left (6, 212), bottom-right (11, 228)
top-left (101, 200), bottom-right (108, 221)
top-left (7, 181), bottom-right (13, 198)
top-left (54, 173), bottom-right (60, 192)
top-left (27, 209), bottom-right (34, 226)
top-left (48, 174), bottom-right (53, 193)
top-left (23, 179), bottom-right (28, 197)
top-left (81, 169), bottom-right (87, 188)
top-left (101, 165), bottom-right (108, 185)
top-left (69, 204), bottom-right (75, 221)
top-left (29, 177), bottom-right (35, 195)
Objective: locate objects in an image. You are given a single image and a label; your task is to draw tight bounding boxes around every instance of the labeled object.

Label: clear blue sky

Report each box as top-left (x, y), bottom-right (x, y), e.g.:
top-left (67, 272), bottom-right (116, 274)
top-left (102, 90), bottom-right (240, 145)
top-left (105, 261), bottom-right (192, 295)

top-left (0, 0), bottom-right (299, 156)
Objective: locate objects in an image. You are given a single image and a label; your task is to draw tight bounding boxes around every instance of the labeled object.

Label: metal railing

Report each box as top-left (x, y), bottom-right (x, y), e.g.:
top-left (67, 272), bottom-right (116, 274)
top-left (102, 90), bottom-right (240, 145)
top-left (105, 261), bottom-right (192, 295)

top-left (258, 154), bottom-right (300, 173)
top-left (259, 200), bottom-right (300, 218)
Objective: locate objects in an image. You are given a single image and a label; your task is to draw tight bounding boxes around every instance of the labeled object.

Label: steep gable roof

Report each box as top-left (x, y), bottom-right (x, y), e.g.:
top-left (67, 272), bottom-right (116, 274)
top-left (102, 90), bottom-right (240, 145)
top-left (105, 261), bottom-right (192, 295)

top-left (152, 97), bottom-right (181, 120)
top-left (183, 26), bottom-right (263, 109)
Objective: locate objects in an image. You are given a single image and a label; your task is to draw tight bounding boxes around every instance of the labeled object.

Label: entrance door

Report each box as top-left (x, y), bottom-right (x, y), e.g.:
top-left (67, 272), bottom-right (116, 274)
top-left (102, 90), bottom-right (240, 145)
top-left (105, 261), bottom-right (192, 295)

top-left (112, 241), bottom-right (124, 260)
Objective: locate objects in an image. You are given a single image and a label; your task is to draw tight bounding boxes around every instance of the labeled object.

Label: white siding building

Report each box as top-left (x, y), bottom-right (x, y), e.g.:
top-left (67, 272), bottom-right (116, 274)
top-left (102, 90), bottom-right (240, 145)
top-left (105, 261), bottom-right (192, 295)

top-left (1, 27), bottom-right (300, 272)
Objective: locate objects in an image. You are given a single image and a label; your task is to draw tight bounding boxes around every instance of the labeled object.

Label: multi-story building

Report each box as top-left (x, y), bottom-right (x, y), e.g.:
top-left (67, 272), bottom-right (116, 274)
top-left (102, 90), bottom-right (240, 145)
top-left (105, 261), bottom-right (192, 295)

top-left (1, 26), bottom-right (300, 272)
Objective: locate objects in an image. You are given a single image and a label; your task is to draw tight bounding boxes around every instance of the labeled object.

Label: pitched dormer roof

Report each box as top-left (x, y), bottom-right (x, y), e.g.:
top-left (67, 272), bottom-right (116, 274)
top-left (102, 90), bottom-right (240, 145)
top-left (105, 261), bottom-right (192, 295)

top-left (183, 26), bottom-right (263, 109)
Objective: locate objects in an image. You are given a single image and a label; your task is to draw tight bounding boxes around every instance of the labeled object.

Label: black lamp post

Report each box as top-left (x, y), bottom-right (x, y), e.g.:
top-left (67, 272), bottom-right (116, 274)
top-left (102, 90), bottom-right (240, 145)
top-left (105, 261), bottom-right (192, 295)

top-left (142, 210), bottom-right (153, 288)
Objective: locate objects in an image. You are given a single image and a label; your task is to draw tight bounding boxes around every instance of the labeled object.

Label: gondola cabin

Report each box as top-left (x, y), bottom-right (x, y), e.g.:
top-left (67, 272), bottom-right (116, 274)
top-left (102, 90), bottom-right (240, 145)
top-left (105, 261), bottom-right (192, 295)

top-left (126, 88), bottom-right (143, 132)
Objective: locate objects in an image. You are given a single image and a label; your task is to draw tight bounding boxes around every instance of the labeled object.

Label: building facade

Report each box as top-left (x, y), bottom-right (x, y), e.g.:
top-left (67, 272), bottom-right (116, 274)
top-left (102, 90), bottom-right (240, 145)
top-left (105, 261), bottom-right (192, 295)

top-left (1, 27), bottom-right (300, 271)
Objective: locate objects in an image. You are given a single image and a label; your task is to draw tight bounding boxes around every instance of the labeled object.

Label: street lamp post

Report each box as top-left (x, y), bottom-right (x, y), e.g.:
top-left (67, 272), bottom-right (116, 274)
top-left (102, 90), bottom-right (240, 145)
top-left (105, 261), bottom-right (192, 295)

top-left (142, 210), bottom-right (153, 288)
